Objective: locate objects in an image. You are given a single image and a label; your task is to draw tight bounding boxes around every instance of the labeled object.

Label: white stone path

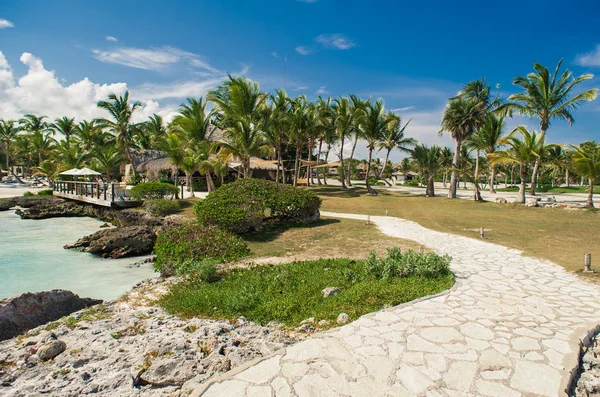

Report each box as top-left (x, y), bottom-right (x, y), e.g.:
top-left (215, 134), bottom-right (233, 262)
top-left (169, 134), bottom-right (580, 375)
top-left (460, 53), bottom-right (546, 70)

top-left (193, 212), bottom-right (600, 397)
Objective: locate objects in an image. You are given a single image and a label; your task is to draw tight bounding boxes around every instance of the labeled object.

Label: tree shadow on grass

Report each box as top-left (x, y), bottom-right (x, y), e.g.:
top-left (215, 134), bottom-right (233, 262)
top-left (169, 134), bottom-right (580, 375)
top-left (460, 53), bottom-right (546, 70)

top-left (242, 218), bottom-right (341, 244)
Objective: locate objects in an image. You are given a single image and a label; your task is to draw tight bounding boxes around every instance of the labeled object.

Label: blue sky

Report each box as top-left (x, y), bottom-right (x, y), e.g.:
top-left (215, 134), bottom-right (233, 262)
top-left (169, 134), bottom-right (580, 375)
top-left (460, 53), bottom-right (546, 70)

top-left (0, 0), bottom-right (599, 160)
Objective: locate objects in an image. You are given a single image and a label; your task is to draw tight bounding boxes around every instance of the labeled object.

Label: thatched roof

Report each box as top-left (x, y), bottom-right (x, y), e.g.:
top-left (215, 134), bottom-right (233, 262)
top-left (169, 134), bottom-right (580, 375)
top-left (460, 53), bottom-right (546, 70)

top-left (130, 149), bottom-right (167, 167)
top-left (228, 157), bottom-right (280, 171)
top-left (136, 157), bottom-right (174, 173)
top-left (314, 161), bottom-right (341, 168)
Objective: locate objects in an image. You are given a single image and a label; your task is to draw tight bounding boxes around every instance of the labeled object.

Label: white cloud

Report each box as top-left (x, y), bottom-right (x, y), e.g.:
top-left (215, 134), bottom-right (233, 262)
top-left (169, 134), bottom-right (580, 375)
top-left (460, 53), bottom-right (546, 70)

top-left (315, 86), bottom-right (329, 95)
top-left (0, 51), bottom-right (186, 123)
top-left (133, 78), bottom-right (224, 101)
top-left (271, 52), bottom-right (279, 58)
top-left (105, 35), bottom-right (119, 42)
top-left (91, 45), bottom-right (222, 75)
top-left (295, 46), bottom-right (314, 56)
top-left (0, 19), bottom-right (14, 29)
top-left (575, 45), bottom-right (600, 67)
top-left (315, 34), bottom-right (356, 50)
top-left (391, 106), bottom-right (415, 112)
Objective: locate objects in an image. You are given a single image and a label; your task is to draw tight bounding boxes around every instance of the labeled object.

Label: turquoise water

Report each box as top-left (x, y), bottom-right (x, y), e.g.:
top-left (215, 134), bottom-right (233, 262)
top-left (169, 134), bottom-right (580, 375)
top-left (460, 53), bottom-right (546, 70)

top-left (0, 211), bottom-right (157, 300)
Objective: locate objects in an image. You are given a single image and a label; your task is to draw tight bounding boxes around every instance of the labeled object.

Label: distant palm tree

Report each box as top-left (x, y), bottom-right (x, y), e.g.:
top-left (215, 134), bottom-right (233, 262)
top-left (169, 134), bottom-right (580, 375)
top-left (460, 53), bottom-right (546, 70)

top-left (497, 60), bottom-right (598, 195)
top-left (410, 144), bottom-right (442, 197)
top-left (545, 146), bottom-right (568, 187)
top-left (570, 141), bottom-right (600, 207)
top-left (377, 112), bottom-right (414, 179)
top-left (356, 99), bottom-right (392, 195)
top-left (55, 140), bottom-right (89, 170)
top-left (207, 76), bottom-right (270, 178)
top-left (316, 96), bottom-right (337, 185)
top-left (0, 120), bottom-right (20, 173)
top-left (345, 95), bottom-right (364, 187)
top-left (465, 115), bottom-right (506, 196)
top-left (74, 120), bottom-right (104, 151)
top-left (92, 145), bottom-right (124, 179)
top-left (440, 98), bottom-right (484, 198)
top-left (332, 97), bottom-right (356, 190)
top-left (97, 91), bottom-right (142, 180)
top-left (440, 147), bottom-right (453, 188)
top-left (269, 89), bottom-right (291, 184)
top-left (51, 116), bottom-right (77, 143)
top-left (490, 126), bottom-right (544, 203)
top-left (138, 114), bottom-right (167, 149)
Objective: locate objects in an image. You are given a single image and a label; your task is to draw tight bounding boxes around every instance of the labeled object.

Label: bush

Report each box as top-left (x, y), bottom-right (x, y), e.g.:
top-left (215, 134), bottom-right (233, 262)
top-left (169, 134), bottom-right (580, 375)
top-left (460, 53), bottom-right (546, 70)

top-left (23, 191), bottom-right (34, 197)
top-left (157, 178), bottom-right (174, 185)
top-left (154, 223), bottom-right (250, 276)
top-left (144, 199), bottom-right (181, 217)
top-left (404, 179), bottom-right (421, 187)
top-left (130, 182), bottom-right (179, 200)
top-left (37, 189), bottom-right (54, 196)
top-left (194, 178), bottom-right (321, 234)
top-left (177, 258), bottom-right (221, 282)
top-left (364, 248), bottom-right (451, 279)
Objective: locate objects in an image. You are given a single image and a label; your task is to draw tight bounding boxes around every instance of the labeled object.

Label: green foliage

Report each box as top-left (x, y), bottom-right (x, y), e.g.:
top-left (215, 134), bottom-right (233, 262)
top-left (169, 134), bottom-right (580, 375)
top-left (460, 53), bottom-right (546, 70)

top-left (176, 258), bottom-right (221, 281)
top-left (192, 179), bottom-right (222, 192)
top-left (159, 251), bottom-right (454, 326)
top-left (157, 178), bottom-right (174, 185)
top-left (37, 189), bottom-right (54, 196)
top-left (365, 248), bottom-right (451, 279)
top-left (22, 191), bottom-right (34, 197)
top-left (143, 199), bottom-right (180, 217)
top-left (404, 179), bottom-right (422, 187)
top-left (154, 223), bottom-right (250, 276)
top-left (130, 182), bottom-right (179, 200)
top-left (194, 178), bottom-right (321, 234)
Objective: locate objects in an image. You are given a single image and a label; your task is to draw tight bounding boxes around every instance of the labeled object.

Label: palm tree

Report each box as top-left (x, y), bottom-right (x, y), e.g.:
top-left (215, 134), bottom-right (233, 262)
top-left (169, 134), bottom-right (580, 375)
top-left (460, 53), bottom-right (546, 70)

top-left (440, 147), bottom-right (453, 188)
top-left (439, 97), bottom-right (484, 198)
top-left (269, 89), bottom-right (291, 184)
top-left (207, 76), bottom-right (270, 178)
top-left (356, 99), bottom-right (392, 195)
top-left (19, 114), bottom-right (53, 165)
top-left (345, 95), bottom-right (364, 186)
top-left (74, 120), bottom-right (104, 151)
top-left (92, 145), bottom-right (124, 179)
top-left (410, 144), bottom-right (442, 197)
top-left (55, 140), bottom-right (89, 170)
top-left (465, 115), bottom-right (506, 196)
top-left (497, 60), bottom-right (598, 195)
top-left (51, 117), bottom-right (77, 143)
top-left (377, 112), bottom-right (414, 180)
top-left (545, 146), bottom-right (568, 187)
top-left (0, 120), bottom-right (20, 173)
top-left (96, 91), bottom-right (142, 180)
top-left (570, 141), bottom-right (600, 208)
top-left (19, 114), bottom-right (49, 135)
top-left (490, 126), bottom-right (543, 203)
top-left (332, 97), bottom-right (355, 190)
top-left (317, 96), bottom-right (337, 185)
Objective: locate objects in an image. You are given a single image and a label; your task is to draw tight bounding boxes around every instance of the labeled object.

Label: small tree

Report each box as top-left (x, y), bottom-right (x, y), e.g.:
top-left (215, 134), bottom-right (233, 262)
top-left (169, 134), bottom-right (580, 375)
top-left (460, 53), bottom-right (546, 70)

top-left (410, 144), bottom-right (442, 197)
top-left (570, 141), bottom-right (600, 208)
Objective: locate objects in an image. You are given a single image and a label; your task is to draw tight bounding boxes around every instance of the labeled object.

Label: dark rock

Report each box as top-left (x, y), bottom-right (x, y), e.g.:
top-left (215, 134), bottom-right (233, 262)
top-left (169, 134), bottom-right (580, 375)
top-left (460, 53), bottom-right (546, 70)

top-left (15, 198), bottom-right (87, 219)
top-left (64, 226), bottom-right (156, 259)
top-left (0, 290), bottom-right (102, 342)
top-left (99, 223), bottom-right (111, 228)
top-left (0, 200), bottom-right (15, 211)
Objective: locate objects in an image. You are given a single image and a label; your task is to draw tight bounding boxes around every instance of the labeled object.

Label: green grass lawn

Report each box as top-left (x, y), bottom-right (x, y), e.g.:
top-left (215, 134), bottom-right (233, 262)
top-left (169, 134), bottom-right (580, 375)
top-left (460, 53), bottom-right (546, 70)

top-left (159, 257), bottom-right (454, 327)
top-left (310, 185), bottom-right (600, 279)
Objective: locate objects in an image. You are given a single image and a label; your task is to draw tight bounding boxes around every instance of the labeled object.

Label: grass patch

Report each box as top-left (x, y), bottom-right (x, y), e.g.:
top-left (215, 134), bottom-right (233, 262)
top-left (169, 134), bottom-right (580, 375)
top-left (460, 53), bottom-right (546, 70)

top-left (243, 217), bottom-right (423, 260)
top-left (159, 252), bottom-right (454, 327)
top-left (495, 185), bottom-right (600, 194)
top-left (311, 186), bottom-right (600, 278)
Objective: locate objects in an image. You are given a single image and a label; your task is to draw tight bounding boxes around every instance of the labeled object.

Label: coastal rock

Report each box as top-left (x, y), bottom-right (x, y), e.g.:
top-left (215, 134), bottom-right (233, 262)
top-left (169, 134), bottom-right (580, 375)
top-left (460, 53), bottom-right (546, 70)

top-left (37, 340), bottom-right (66, 361)
top-left (15, 198), bottom-right (87, 219)
top-left (65, 225), bottom-right (156, 259)
top-left (322, 287), bottom-right (340, 298)
top-left (0, 279), bottom-right (301, 397)
top-left (0, 199), bottom-right (15, 211)
top-left (0, 290), bottom-right (102, 341)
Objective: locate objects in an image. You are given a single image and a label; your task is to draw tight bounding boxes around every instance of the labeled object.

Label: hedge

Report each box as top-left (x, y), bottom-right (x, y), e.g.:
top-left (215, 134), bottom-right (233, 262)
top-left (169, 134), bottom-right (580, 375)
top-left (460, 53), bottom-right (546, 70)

top-left (154, 223), bottom-right (250, 277)
top-left (144, 199), bottom-right (181, 217)
top-left (193, 179), bottom-right (321, 234)
top-left (130, 182), bottom-right (179, 200)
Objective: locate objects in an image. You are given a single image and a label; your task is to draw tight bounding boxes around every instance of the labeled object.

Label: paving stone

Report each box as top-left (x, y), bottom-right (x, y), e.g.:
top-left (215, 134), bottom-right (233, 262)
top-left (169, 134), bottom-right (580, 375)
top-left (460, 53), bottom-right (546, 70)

top-left (510, 361), bottom-right (561, 396)
top-left (247, 386), bottom-right (272, 397)
top-left (477, 380), bottom-right (521, 397)
top-left (420, 327), bottom-right (464, 343)
top-left (235, 356), bottom-right (281, 384)
top-left (511, 336), bottom-right (541, 351)
top-left (443, 361), bottom-right (477, 391)
top-left (396, 365), bottom-right (434, 394)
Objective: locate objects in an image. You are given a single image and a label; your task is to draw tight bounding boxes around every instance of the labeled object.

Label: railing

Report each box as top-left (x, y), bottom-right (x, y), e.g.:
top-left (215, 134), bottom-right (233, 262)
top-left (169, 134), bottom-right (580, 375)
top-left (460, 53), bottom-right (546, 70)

top-left (53, 180), bottom-right (121, 203)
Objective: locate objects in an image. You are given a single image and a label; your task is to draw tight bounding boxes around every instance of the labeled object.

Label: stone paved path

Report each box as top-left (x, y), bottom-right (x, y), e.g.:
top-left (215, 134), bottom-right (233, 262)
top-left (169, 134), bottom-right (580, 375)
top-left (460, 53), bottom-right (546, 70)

top-left (193, 212), bottom-right (600, 397)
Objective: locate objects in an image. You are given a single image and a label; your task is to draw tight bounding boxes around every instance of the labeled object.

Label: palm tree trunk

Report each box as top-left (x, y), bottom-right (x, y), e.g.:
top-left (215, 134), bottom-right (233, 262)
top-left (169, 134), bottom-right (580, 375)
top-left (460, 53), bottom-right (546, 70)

top-left (307, 139), bottom-right (313, 186)
top-left (379, 148), bottom-right (391, 179)
top-left (365, 146), bottom-right (377, 195)
top-left (316, 138), bottom-right (323, 186)
top-left (473, 150), bottom-right (482, 201)
top-left (565, 168), bottom-right (570, 187)
top-left (489, 165), bottom-right (496, 194)
top-left (587, 178), bottom-right (594, 208)
top-left (426, 175), bottom-right (435, 197)
top-left (448, 140), bottom-right (461, 199)
top-left (530, 158), bottom-right (540, 195)
top-left (443, 170), bottom-right (447, 188)
top-left (186, 172), bottom-right (193, 197)
top-left (324, 145), bottom-right (331, 185)
top-left (346, 134), bottom-right (358, 187)
top-left (206, 172), bottom-right (215, 193)
top-left (275, 136), bottom-right (281, 184)
top-left (5, 143), bottom-right (9, 173)
top-left (510, 165), bottom-right (514, 187)
top-left (517, 163), bottom-right (526, 204)
top-left (293, 138), bottom-right (301, 187)
top-left (243, 157), bottom-right (251, 179)
top-left (340, 138), bottom-right (347, 190)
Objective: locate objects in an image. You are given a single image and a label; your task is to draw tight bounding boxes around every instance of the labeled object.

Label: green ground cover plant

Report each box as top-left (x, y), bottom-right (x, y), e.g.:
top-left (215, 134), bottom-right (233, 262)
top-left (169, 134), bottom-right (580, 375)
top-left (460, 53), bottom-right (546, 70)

top-left (159, 248), bottom-right (454, 327)
top-left (130, 182), bottom-right (179, 200)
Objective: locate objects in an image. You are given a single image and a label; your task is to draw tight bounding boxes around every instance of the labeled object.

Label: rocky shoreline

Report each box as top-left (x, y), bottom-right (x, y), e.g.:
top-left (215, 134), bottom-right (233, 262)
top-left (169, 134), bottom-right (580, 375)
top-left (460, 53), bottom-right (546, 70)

top-left (573, 331), bottom-right (600, 396)
top-left (0, 279), bottom-right (303, 396)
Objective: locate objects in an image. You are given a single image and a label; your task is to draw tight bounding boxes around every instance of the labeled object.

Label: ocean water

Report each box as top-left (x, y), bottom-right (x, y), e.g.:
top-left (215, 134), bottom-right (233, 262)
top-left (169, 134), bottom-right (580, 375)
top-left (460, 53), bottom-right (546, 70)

top-left (0, 211), bottom-right (157, 300)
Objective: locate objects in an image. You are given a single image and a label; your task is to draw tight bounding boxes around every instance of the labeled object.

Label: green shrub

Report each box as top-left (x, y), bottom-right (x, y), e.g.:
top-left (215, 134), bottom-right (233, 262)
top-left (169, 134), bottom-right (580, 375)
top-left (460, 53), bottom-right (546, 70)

top-left (154, 223), bottom-right (250, 277)
top-left (159, 253), bottom-right (454, 326)
top-left (157, 178), bottom-right (174, 185)
top-left (364, 248), bottom-right (451, 279)
top-left (130, 182), bottom-right (179, 200)
top-left (404, 179), bottom-right (421, 187)
top-left (177, 258), bottom-right (221, 282)
top-left (144, 199), bottom-right (181, 217)
top-left (194, 179), bottom-right (321, 234)
top-left (23, 191), bottom-right (34, 197)
top-left (37, 189), bottom-right (54, 196)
